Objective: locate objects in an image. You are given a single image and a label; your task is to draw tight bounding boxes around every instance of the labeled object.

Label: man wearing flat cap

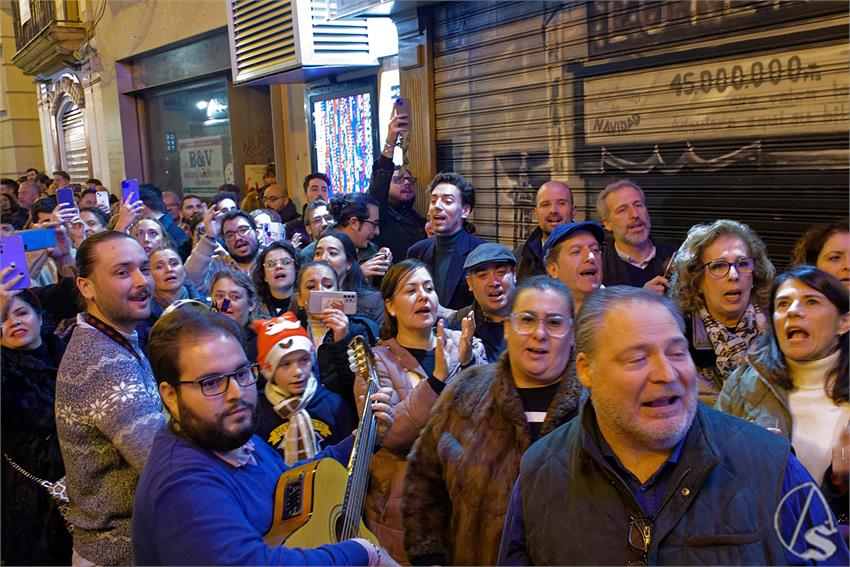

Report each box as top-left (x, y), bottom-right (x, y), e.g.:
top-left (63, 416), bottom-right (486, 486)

top-left (544, 221), bottom-right (605, 314)
top-left (447, 242), bottom-right (517, 362)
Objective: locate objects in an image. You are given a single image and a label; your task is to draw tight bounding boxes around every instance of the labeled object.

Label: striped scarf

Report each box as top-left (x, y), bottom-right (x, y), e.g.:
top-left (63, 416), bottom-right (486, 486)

top-left (264, 375), bottom-right (319, 465)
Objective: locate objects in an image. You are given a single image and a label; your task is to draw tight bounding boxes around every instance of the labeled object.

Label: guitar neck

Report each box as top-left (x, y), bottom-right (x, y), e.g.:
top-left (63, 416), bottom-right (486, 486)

top-left (339, 371), bottom-right (380, 540)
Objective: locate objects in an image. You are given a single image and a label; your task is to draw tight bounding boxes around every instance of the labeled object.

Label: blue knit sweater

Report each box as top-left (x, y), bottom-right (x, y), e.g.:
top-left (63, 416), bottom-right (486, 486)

top-left (132, 427), bottom-right (368, 565)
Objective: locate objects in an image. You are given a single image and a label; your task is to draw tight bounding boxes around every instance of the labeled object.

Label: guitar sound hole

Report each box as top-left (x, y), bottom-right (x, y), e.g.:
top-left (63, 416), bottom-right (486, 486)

top-left (331, 506), bottom-right (344, 542)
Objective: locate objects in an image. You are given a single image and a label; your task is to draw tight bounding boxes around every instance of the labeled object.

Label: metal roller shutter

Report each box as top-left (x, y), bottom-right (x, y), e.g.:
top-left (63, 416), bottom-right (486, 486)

top-left (430, 1), bottom-right (849, 267)
top-left (60, 103), bottom-right (89, 183)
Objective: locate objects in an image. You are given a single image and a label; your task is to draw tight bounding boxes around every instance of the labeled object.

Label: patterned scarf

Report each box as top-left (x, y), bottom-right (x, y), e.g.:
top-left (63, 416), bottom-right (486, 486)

top-left (264, 375), bottom-right (319, 465)
top-left (698, 303), bottom-right (762, 382)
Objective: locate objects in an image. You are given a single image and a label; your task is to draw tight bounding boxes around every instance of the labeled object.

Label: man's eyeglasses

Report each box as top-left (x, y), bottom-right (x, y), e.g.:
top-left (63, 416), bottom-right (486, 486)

top-left (223, 225), bottom-right (253, 241)
top-left (391, 175), bottom-right (416, 185)
top-left (310, 214), bottom-right (334, 226)
top-left (264, 257), bottom-right (293, 269)
top-left (700, 256), bottom-right (755, 278)
top-left (508, 313), bottom-right (571, 338)
top-left (627, 516), bottom-right (651, 566)
top-left (359, 218), bottom-right (380, 228)
top-left (171, 363), bottom-right (259, 397)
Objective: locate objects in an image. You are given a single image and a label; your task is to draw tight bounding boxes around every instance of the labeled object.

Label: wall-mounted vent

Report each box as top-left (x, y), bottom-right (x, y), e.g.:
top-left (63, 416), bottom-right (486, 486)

top-left (229, 0), bottom-right (298, 84)
top-left (228, 0), bottom-right (397, 85)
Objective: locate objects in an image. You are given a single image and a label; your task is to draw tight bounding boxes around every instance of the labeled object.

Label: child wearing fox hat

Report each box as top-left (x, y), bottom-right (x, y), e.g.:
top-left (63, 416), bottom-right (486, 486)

top-left (253, 312), bottom-right (353, 464)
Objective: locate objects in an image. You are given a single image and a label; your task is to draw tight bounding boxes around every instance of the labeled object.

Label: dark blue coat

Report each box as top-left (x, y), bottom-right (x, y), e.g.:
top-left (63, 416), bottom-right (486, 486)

top-left (407, 230), bottom-right (486, 310)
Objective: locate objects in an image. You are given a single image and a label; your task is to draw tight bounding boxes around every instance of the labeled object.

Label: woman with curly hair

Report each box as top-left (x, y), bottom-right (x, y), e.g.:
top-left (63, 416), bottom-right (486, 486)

top-left (669, 219), bottom-right (775, 404)
top-left (791, 219), bottom-right (849, 289)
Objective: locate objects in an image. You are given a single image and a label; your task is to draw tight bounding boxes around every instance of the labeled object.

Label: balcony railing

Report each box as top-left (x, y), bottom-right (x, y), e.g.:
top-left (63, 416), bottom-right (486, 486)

top-left (11, 0), bottom-right (86, 76)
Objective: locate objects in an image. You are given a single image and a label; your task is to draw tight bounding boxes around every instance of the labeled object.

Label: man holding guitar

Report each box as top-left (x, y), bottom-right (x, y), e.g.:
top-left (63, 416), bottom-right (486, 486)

top-left (132, 306), bottom-right (399, 566)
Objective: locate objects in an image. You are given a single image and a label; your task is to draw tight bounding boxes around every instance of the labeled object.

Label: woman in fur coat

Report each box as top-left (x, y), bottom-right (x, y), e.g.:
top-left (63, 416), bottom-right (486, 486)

top-left (402, 276), bottom-right (584, 565)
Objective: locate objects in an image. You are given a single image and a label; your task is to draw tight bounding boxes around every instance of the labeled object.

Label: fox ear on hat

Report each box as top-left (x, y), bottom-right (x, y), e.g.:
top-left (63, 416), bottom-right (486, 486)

top-left (255, 312), bottom-right (314, 380)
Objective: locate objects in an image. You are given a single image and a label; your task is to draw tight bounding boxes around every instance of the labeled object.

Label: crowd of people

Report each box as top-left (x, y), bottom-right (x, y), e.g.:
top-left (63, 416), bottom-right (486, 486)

top-left (1, 110), bottom-right (848, 566)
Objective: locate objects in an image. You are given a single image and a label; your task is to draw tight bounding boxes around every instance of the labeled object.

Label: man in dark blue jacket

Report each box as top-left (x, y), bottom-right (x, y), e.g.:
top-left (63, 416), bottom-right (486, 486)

top-left (408, 172), bottom-right (485, 310)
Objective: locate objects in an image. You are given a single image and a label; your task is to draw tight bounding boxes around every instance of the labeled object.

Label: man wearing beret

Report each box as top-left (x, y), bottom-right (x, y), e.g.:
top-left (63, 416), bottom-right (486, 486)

top-left (448, 242), bottom-right (517, 362)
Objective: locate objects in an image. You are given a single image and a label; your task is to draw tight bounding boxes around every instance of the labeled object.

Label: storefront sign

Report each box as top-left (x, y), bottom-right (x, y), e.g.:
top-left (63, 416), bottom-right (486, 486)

top-left (179, 136), bottom-right (225, 189)
top-left (587, 1), bottom-right (846, 58)
top-left (244, 164), bottom-right (268, 192)
top-left (584, 43), bottom-right (849, 145)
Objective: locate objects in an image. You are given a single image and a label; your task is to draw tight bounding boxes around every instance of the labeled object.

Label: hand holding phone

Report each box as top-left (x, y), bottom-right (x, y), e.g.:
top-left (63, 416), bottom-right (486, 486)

top-left (121, 179), bottom-right (140, 206)
top-left (57, 187), bottom-right (76, 211)
top-left (0, 236), bottom-right (32, 291)
top-left (18, 228), bottom-right (58, 252)
top-left (95, 190), bottom-right (110, 209)
top-left (394, 98), bottom-right (412, 128)
top-left (308, 290), bottom-right (357, 315)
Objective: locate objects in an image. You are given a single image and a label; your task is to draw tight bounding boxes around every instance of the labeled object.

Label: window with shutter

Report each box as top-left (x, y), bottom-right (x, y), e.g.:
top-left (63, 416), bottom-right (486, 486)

top-left (59, 101), bottom-right (89, 182)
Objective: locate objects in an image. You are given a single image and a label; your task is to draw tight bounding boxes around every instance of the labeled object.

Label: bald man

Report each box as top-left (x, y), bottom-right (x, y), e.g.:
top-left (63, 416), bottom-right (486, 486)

top-left (514, 180), bottom-right (574, 281)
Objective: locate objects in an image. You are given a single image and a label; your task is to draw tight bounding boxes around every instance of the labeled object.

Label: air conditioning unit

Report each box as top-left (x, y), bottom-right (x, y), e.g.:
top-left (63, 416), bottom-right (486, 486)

top-left (227, 0), bottom-right (397, 85)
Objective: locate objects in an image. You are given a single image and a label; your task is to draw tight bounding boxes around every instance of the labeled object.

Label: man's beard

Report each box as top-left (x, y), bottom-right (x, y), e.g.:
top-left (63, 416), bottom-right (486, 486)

top-left (615, 221), bottom-right (651, 248)
top-left (229, 239), bottom-right (260, 264)
top-left (591, 373), bottom-right (697, 452)
top-left (176, 397), bottom-right (258, 452)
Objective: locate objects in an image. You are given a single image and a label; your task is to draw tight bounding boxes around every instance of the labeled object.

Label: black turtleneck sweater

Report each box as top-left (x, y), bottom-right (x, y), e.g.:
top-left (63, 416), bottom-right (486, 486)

top-left (434, 230), bottom-right (462, 306)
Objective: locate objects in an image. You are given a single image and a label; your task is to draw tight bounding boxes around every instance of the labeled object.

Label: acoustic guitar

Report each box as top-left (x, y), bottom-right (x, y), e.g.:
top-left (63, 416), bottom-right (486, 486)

top-left (264, 335), bottom-right (380, 548)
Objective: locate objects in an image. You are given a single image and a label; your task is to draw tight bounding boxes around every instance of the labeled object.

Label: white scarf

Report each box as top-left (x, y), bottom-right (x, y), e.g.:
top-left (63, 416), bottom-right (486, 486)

top-left (264, 375), bottom-right (319, 465)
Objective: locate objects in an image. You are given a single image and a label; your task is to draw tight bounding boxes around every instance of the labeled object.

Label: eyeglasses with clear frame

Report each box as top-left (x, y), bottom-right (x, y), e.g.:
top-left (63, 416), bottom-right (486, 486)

top-left (171, 363), bottom-right (260, 397)
top-left (310, 214), bottom-right (334, 226)
top-left (627, 515), bottom-right (651, 566)
top-left (700, 256), bottom-right (756, 278)
top-left (508, 313), bottom-right (572, 338)
top-left (223, 225), bottom-right (253, 241)
top-left (391, 175), bottom-right (416, 185)
top-left (264, 257), bottom-right (294, 269)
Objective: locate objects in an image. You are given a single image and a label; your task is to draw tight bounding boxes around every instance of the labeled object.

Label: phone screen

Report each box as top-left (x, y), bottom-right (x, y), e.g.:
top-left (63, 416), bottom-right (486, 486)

top-left (57, 188), bottom-right (75, 210)
top-left (121, 179), bottom-right (140, 205)
top-left (96, 190), bottom-right (110, 209)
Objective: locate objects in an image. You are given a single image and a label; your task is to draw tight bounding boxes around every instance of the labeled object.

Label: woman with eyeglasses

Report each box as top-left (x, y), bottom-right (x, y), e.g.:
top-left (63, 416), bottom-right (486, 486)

top-left (402, 276), bottom-right (583, 565)
top-left (669, 219), bottom-right (775, 405)
top-left (350, 259), bottom-right (487, 562)
top-left (314, 231), bottom-right (385, 325)
top-left (718, 265), bottom-right (849, 526)
top-left (292, 261), bottom-right (380, 417)
top-left (1, 285), bottom-right (73, 564)
top-left (253, 241), bottom-right (300, 319)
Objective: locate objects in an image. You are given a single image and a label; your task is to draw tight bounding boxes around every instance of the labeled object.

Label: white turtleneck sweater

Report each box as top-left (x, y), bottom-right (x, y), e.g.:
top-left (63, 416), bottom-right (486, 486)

top-left (787, 350), bottom-right (848, 484)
